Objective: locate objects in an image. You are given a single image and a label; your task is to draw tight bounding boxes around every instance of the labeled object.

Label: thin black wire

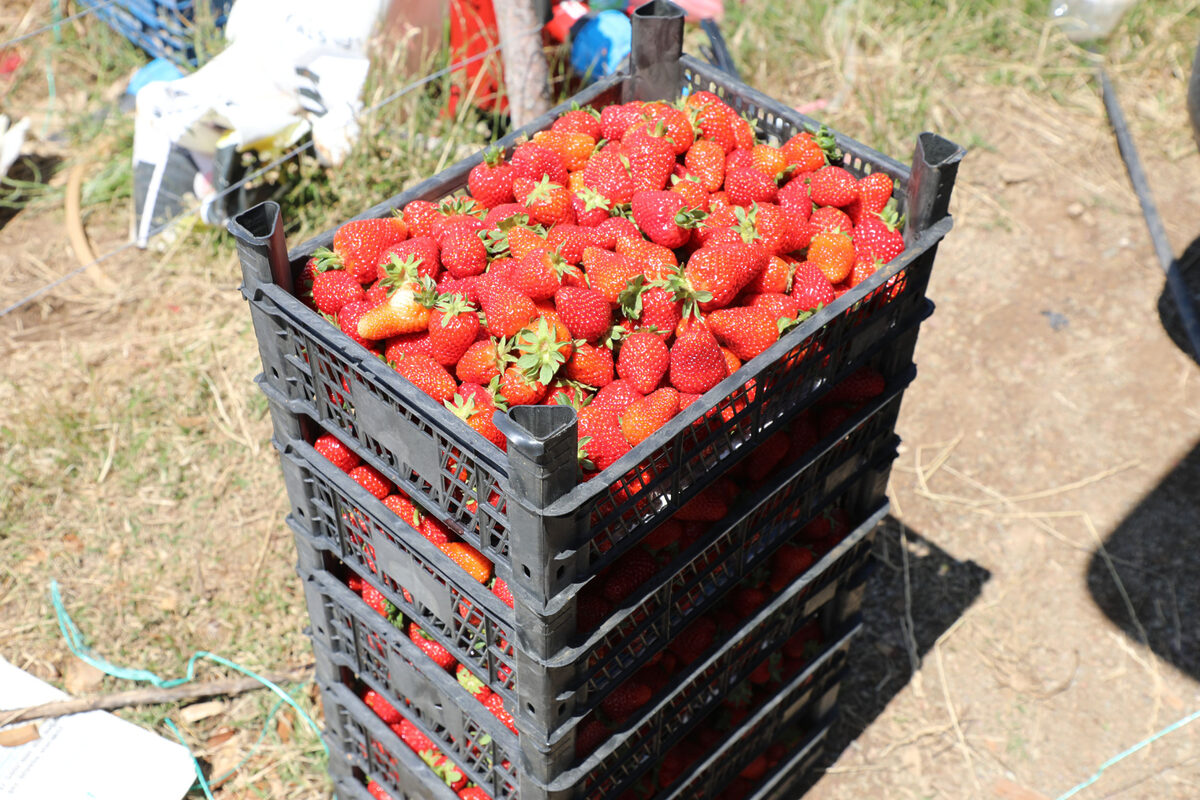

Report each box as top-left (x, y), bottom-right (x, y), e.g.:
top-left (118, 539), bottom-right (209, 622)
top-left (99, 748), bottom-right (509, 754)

top-left (0, 38), bottom-right (516, 320)
top-left (0, 1), bottom-right (115, 50)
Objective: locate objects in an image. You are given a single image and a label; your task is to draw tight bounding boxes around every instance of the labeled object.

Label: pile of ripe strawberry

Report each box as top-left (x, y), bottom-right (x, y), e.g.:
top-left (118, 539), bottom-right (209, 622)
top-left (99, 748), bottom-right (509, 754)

top-left (301, 90), bottom-right (904, 476)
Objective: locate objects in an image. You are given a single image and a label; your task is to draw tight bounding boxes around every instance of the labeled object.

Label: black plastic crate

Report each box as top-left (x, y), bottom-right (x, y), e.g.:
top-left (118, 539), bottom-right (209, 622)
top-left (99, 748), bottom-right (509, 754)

top-left (300, 517), bottom-right (873, 800)
top-left (230, 11), bottom-right (963, 612)
top-left (273, 369), bottom-right (902, 741)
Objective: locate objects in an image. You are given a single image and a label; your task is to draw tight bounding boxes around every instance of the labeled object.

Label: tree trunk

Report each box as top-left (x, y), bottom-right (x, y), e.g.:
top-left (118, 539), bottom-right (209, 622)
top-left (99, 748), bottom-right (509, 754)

top-left (494, 0), bottom-right (550, 128)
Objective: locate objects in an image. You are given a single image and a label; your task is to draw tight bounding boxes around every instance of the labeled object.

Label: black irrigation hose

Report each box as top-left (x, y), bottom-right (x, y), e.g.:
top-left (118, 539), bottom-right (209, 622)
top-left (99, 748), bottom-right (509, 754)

top-left (1098, 66), bottom-right (1200, 363)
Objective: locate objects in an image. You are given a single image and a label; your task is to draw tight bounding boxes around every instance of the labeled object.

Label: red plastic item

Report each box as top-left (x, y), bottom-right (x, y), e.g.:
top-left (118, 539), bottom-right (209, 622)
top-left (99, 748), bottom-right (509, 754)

top-left (448, 0), bottom-right (506, 115)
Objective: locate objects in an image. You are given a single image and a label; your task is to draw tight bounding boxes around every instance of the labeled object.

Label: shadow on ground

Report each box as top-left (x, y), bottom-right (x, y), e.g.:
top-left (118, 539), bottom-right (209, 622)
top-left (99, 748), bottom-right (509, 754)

top-left (1158, 234), bottom-right (1200, 364)
top-left (0, 154), bottom-right (61, 232)
top-left (1087, 439), bottom-right (1200, 679)
top-left (799, 515), bottom-right (992, 785)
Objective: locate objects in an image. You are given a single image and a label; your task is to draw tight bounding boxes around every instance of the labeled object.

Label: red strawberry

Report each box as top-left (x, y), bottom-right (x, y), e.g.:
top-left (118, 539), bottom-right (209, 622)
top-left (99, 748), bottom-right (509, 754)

top-left (491, 577), bottom-right (515, 608)
top-left (619, 387), bottom-right (680, 446)
top-left (615, 237), bottom-right (677, 279)
top-left (311, 268), bottom-right (366, 314)
top-left (563, 342), bottom-right (614, 388)
top-left (409, 623), bottom-right (455, 670)
top-left (693, 102), bottom-right (738, 153)
top-left (810, 205), bottom-right (854, 234)
top-left (456, 338), bottom-right (508, 385)
top-left (366, 780), bottom-right (394, 800)
top-left (483, 203), bottom-right (529, 228)
top-left (741, 426), bottom-right (787, 475)
top-left (806, 231), bottom-right (855, 284)
top-left (620, 279), bottom-right (681, 342)
top-left (802, 507), bottom-right (850, 541)
top-left (674, 481), bottom-right (730, 521)
top-left (581, 150), bottom-right (636, 205)
top-left (853, 213), bottom-right (905, 263)
top-left (778, 177), bottom-right (815, 219)
top-left (552, 106), bottom-right (602, 139)
top-left (511, 141), bottom-right (567, 184)
top-left (337, 300), bottom-right (376, 349)
top-left (478, 281), bottom-right (538, 338)
top-left (515, 175), bottom-right (574, 227)
top-left (364, 689), bottom-right (403, 724)
top-left (600, 103), bottom-right (645, 141)
top-left (824, 366), bottom-right (886, 403)
top-left (382, 493), bottom-right (422, 528)
top-left (533, 129), bottom-right (596, 172)
top-left (545, 224), bottom-right (597, 265)
top-left (575, 719), bottom-right (609, 758)
top-left (616, 330), bottom-right (670, 394)
top-left (447, 393), bottom-right (506, 450)
top-left (577, 405), bottom-right (631, 471)
top-left (314, 434), bottom-right (360, 473)
top-left (572, 188), bottom-right (614, 227)
top-left (377, 237), bottom-right (440, 282)
top-left (592, 216), bottom-right (641, 250)
top-left (402, 200), bottom-right (442, 238)
top-left (440, 227), bottom-right (489, 279)
top-left (790, 261), bottom-right (837, 312)
top-left (668, 319), bottom-right (728, 395)
top-left (724, 167), bottom-right (777, 207)
top-left (323, 218), bottom-right (407, 284)
top-left (484, 692), bottom-right (519, 734)
top-left (672, 242), bottom-right (767, 313)
top-left (396, 354), bottom-right (458, 404)
top-left (849, 170), bottom-right (895, 222)
top-left (440, 541), bottom-right (493, 584)
top-left (496, 365), bottom-right (547, 406)
top-left (684, 139), bottom-right (726, 193)
top-left (732, 586), bottom-right (767, 618)
top-left (581, 246), bottom-right (642, 304)
top-left (808, 165), bottom-right (859, 208)
top-left (630, 190), bottom-right (706, 249)
top-left (624, 134), bottom-right (676, 192)
top-left (419, 515), bottom-right (453, 546)
top-left (512, 248), bottom-right (580, 301)
top-left (590, 379), bottom-right (644, 418)
top-left (457, 788), bottom-right (492, 800)
top-left (668, 616), bottom-right (716, 662)
top-left (393, 718), bottom-right (433, 753)
top-left (745, 255), bottom-right (794, 295)
top-left (769, 544), bottom-right (816, 592)
top-left (781, 127), bottom-right (837, 172)
top-left (600, 681), bottom-right (652, 722)
top-left (554, 285), bottom-right (612, 343)
top-left (744, 291), bottom-right (801, 321)
top-left (349, 464), bottom-right (392, 499)
top-left (642, 103), bottom-right (695, 154)
top-left (468, 148), bottom-right (515, 208)
top-left (426, 295), bottom-right (481, 366)
top-left (706, 307), bottom-right (780, 361)
top-left (361, 582), bottom-right (390, 616)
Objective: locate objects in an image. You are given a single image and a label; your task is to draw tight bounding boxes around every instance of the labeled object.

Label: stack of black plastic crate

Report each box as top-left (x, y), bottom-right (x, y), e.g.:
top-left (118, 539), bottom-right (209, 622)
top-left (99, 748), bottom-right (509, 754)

top-left (231, 5), bottom-right (963, 799)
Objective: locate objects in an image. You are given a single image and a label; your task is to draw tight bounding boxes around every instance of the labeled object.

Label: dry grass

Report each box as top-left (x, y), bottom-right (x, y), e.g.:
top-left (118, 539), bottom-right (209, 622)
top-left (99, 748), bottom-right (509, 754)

top-left (2, 0), bottom-right (1199, 798)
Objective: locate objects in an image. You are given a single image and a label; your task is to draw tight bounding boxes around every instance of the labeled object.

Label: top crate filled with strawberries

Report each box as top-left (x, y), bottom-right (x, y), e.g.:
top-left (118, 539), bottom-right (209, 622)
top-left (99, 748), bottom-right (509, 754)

top-left (233, 3), bottom-right (963, 607)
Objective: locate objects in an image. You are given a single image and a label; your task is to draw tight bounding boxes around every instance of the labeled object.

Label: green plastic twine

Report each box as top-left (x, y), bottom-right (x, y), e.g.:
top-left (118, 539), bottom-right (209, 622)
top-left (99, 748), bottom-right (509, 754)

top-left (1054, 706), bottom-right (1200, 800)
top-left (50, 580), bottom-right (328, 792)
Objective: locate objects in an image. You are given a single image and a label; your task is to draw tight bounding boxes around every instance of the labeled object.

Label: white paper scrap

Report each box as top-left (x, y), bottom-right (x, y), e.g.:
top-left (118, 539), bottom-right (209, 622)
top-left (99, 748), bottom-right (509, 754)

top-left (0, 656), bottom-right (197, 800)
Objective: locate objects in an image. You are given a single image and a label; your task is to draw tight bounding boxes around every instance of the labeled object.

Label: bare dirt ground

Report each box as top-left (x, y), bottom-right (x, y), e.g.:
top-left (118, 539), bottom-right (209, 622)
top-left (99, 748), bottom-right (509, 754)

top-left (807, 83), bottom-right (1200, 799)
top-left (3, 11), bottom-right (1200, 800)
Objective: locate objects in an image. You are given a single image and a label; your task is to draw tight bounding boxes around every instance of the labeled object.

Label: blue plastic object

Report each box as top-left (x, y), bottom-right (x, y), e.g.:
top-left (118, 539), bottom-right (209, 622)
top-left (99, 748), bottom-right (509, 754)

top-left (126, 57), bottom-right (185, 94)
top-left (80, 0), bottom-right (233, 67)
top-left (570, 10), bottom-right (633, 82)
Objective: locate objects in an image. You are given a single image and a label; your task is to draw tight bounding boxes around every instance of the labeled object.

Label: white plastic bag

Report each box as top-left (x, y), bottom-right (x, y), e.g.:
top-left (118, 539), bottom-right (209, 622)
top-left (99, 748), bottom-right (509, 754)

top-left (1048, 0), bottom-right (1137, 42)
